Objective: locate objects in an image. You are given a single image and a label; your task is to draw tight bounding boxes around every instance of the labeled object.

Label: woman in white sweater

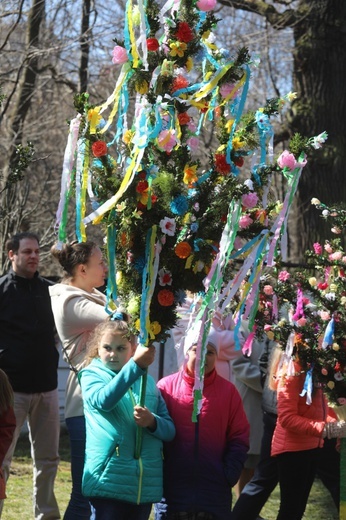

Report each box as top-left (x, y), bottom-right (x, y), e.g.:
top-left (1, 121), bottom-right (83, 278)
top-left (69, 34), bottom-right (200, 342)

top-left (50, 241), bottom-right (108, 520)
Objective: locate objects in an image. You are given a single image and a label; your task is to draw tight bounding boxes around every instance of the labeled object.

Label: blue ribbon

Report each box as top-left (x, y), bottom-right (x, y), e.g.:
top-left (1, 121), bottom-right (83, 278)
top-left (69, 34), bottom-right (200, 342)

top-left (300, 367), bottom-right (313, 405)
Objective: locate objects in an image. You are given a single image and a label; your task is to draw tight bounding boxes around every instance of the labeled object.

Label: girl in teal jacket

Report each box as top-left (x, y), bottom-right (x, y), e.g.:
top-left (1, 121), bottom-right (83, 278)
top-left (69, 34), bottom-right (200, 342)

top-left (79, 313), bottom-right (175, 520)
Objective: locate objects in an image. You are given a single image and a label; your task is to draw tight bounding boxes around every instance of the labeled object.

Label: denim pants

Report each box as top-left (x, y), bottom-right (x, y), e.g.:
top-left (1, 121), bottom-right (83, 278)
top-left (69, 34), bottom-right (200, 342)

top-left (0, 390), bottom-right (60, 520)
top-left (89, 497), bottom-right (152, 520)
top-left (64, 415), bottom-right (93, 520)
top-left (231, 411), bottom-right (278, 520)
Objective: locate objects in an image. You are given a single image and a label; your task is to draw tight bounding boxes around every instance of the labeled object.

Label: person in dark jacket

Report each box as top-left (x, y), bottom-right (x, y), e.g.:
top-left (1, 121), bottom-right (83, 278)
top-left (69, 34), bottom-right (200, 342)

top-left (0, 232), bottom-right (60, 519)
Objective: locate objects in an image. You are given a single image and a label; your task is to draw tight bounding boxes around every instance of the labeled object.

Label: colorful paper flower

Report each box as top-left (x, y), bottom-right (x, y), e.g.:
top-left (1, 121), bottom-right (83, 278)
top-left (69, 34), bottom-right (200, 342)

top-left (169, 41), bottom-right (187, 58)
top-left (157, 289), bottom-right (175, 307)
top-left (175, 241), bottom-right (192, 259)
top-left (170, 195), bottom-right (188, 215)
top-left (159, 217), bottom-right (176, 236)
top-left (112, 45), bottom-right (128, 64)
top-left (183, 164), bottom-right (198, 186)
top-left (178, 112), bottom-right (191, 125)
top-left (158, 268), bottom-right (173, 286)
top-left (92, 140), bottom-right (108, 157)
top-left (242, 192), bottom-right (259, 209)
top-left (157, 130), bottom-right (177, 152)
top-left (214, 153), bottom-right (231, 175)
top-left (172, 74), bottom-right (189, 93)
top-left (175, 22), bottom-right (195, 43)
top-left (196, 0), bottom-right (217, 11)
top-left (147, 38), bottom-right (159, 51)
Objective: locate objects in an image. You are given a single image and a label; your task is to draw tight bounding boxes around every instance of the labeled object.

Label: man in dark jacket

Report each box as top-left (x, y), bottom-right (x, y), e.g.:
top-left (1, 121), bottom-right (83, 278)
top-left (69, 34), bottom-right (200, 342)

top-left (0, 232), bottom-right (60, 519)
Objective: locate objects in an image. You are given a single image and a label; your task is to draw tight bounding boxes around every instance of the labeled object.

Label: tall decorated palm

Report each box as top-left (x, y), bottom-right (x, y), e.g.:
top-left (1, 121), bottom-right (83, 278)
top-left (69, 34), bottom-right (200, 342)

top-left (55, 0), bottom-right (326, 455)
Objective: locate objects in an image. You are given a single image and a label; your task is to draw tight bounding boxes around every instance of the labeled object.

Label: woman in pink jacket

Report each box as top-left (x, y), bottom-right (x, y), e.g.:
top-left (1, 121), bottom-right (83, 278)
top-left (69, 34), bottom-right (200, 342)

top-left (271, 353), bottom-right (345, 520)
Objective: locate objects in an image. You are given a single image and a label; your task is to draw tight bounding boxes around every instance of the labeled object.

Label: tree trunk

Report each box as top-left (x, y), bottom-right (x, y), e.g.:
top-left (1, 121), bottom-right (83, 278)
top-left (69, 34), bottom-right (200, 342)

top-left (288, 0), bottom-right (346, 259)
top-left (79, 0), bottom-right (91, 93)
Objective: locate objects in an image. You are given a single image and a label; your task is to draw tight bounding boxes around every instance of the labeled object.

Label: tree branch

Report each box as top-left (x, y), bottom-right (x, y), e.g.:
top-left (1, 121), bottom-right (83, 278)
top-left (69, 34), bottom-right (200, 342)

top-left (217, 0), bottom-right (301, 30)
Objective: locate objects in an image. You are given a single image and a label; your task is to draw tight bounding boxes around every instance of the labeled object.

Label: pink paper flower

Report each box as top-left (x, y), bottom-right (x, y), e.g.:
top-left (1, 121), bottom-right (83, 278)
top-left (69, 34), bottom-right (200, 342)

top-left (313, 242), bottom-right (323, 255)
top-left (324, 242), bottom-right (333, 253)
top-left (186, 136), bottom-right (200, 151)
top-left (196, 0), bottom-right (217, 11)
top-left (278, 270), bottom-right (290, 282)
top-left (157, 130), bottom-right (178, 152)
top-left (329, 251), bottom-right (343, 261)
top-left (239, 215), bottom-right (253, 229)
top-left (242, 192), bottom-right (259, 209)
top-left (296, 317), bottom-right (307, 327)
top-left (112, 45), bottom-right (128, 64)
top-left (219, 83), bottom-right (235, 99)
top-left (319, 310), bottom-right (331, 321)
top-left (263, 285), bottom-right (274, 296)
top-left (277, 150), bottom-right (297, 171)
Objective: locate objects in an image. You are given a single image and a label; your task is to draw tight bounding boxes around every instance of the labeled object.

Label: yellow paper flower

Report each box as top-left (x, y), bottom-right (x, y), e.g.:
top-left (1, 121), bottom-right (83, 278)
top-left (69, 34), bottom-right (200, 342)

top-left (183, 164), bottom-right (198, 185)
top-left (150, 321), bottom-right (162, 335)
top-left (87, 108), bottom-right (101, 134)
top-left (225, 119), bottom-right (234, 132)
top-left (232, 136), bottom-right (245, 150)
top-left (135, 319), bottom-right (141, 331)
top-left (327, 381), bottom-right (335, 390)
top-left (332, 343), bottom-right (340, 351)
top-left (169, 41), bottom-right (187, 58)
top-left (136, 80), bottom-right (149, 95)
top-left (123, 130), bottom-right (134, 145)
top-left (186, 57), bottom-right (193, 72)
top-left (309, 277), bottom-right (317, 287)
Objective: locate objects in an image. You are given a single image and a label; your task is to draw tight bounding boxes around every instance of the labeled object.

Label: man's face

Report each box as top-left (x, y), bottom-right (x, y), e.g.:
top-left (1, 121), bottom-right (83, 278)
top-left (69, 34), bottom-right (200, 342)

top-left (8, 238), bottom-right (40, 279)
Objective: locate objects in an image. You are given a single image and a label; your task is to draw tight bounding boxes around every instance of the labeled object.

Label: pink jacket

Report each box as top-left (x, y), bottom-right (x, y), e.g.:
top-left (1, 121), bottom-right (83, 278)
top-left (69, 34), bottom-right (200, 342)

top-left (272, 364), bottom-right (336, 456)
top-left (157, 368), bottom-right (249, 518)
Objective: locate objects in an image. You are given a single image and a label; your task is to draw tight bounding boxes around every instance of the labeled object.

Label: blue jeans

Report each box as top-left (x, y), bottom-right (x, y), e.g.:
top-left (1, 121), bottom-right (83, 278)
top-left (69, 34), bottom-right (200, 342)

top-left (231, 411), bottom-right (278, 520)
top-left (64, 416), bottom-right (93, 520)
top-left (89, 497), bottom-right (152, 520)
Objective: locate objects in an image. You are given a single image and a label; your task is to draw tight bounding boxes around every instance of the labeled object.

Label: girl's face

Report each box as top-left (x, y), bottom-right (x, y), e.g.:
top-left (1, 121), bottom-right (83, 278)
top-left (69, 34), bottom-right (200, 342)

top-left (83, 246), bottom-right (108, 290)
top-left (98, 330), bottom-right (134, 371)
top-left (186, 343), bottom-right (217, 375)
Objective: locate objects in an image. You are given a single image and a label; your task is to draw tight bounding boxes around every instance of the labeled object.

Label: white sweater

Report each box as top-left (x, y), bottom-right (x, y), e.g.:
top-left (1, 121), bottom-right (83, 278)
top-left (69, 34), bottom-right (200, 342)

top-left (49, 283), bottom-right (108, 418)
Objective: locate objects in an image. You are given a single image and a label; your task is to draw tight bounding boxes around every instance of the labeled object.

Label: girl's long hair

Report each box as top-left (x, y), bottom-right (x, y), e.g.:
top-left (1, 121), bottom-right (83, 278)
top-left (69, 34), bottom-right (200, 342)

top-left (0, 369), bottom-right (14, 415)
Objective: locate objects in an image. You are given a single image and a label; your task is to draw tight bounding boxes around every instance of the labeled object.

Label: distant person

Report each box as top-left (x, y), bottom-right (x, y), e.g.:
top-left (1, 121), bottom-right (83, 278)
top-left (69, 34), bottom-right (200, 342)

top-left (50, 240), bottom-right (110, 519)
top-left (79, 315), bottom-right (175, 519)
top-left (0, 232), bottom-right (60, 519)
top-left (0, 369), bottom-right (16, 502)
top-left (231, 338), bottom-right (264, 501)
top-left (155, 320), bottom-right (250, 520)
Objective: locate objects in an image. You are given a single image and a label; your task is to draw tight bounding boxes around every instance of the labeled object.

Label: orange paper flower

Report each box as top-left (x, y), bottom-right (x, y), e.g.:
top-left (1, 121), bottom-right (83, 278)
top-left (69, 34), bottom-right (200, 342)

top-left (157, 289), bottom-right (175, 307)
top-left (175, 241), bottom-right (192, 259)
